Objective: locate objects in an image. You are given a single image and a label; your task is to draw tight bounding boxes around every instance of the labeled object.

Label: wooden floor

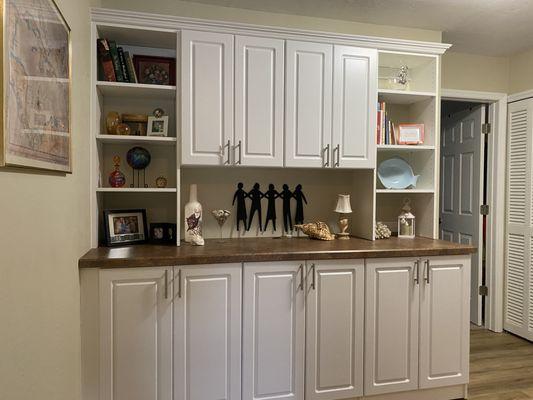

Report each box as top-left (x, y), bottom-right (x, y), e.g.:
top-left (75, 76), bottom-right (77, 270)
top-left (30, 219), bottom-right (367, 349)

top-left (470, 327), bottom-right (533, 399)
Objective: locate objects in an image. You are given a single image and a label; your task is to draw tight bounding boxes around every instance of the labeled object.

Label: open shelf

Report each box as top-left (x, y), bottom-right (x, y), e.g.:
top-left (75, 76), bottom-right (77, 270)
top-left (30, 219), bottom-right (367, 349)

top-left (377, 144), bottom-right (435, 151)
top-left (96, 134), bottom-right (177, 145)
top-left (376, 188), bottom-right (434, 194)
top-left (96, 187), bottom-right (177, 193)
top-left (96, 81), bottom-right (176, 99)
top-left (378, 89), bottom-right (436, 105)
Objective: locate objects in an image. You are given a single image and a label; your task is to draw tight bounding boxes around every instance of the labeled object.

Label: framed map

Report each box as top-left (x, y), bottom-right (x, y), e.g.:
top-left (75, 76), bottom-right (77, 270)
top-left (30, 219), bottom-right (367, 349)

top-left (1, 0), bottom-right (71, 172)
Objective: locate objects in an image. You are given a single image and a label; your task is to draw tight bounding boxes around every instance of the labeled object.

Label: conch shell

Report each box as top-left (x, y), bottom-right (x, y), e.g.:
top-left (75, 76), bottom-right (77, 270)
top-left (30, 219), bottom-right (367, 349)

top-left (294, 221), bottom-right (336, 241)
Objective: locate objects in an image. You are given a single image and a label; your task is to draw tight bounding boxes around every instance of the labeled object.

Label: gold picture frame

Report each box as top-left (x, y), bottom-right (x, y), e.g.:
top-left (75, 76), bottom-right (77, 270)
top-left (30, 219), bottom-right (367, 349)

top-left (1, 0), bottom-right (72, 172)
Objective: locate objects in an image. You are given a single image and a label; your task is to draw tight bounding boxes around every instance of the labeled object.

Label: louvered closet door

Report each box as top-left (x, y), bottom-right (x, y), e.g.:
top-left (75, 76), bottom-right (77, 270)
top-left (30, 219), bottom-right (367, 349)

top-left (505, 99), bottom-right (533, 341)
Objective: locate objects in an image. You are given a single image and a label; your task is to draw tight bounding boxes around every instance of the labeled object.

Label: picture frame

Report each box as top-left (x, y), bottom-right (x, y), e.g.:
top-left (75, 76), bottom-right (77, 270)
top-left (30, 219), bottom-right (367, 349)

top-left (133, 55), bottom-right (176, 86)
top-left (1, 0), bottom-right (72, 172)
top-left (397, 124), bottom-right (424, 145)
top-left (147, 116), bottom-right (169, 137)
top-left (150, 223), bottom-right (177, 244)
top-left (103, 209), bottom-right (148, 246)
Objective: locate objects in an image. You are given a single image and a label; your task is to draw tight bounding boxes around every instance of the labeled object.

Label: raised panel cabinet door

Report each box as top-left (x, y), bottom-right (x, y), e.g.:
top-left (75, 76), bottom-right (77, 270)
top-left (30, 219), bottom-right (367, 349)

top-left (181, 30), bottom-right (234, 165)
top-left (99, 267), bottom-right (173, 400)
top-left (174, 264), bottom-right (242, 400)
top-left (242, 262), bottom-right (305, 400)
top-left (419, 256), bottom-right (471, 389)
top-left (285, 41), bottom-right (333, 168)
top-left (235, 35), bottom-right (284, 167)
top-left (332, 46), bottom-right (377, 169)
top-left (364, 258), bottom-right (420, 396)
top-left (305, 260), bottom-right (364, 400)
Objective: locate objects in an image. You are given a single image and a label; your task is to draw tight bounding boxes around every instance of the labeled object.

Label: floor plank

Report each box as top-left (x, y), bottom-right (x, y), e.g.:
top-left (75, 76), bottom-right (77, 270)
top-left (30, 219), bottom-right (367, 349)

top-left (469, 328), bottom-right (533, 399)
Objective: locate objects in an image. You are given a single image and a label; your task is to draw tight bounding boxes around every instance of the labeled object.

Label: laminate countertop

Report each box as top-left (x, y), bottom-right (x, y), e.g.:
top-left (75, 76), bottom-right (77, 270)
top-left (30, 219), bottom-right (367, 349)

top-left (79, 236), bottom-right (476, 268)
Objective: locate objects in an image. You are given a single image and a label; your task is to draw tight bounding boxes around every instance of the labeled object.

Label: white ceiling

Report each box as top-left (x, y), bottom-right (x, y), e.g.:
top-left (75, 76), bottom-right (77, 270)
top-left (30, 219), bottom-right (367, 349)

top-left (180, 0), bottom-right (533, 56)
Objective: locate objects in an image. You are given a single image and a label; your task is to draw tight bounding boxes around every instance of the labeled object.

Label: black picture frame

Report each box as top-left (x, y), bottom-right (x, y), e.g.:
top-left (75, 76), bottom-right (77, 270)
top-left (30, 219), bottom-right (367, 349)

top-left (103, 209), bottom-right (148, 246)
top-left (150, 223), bottom-right (177, 244)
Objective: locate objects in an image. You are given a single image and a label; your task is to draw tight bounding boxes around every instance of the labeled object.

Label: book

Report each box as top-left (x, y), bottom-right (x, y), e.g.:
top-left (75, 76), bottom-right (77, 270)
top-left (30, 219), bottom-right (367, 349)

top-left (124, 51), bottom-right (138, 83)
top-left (117, 47), bottom-right (130, 83)
top-left (96, 39), bottom-right (116, 82)
top-left (108, 40), bottom-right (125, 82)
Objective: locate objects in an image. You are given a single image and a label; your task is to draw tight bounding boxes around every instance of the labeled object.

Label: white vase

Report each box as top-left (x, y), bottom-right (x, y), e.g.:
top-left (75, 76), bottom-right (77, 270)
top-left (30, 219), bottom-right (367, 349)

top-left (184, 184), bottom-right (204, 245)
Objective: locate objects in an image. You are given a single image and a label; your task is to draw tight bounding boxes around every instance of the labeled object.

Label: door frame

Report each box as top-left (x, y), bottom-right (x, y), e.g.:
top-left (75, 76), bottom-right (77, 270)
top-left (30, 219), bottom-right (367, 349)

top-left (441, 89), bottom-right (507, 333)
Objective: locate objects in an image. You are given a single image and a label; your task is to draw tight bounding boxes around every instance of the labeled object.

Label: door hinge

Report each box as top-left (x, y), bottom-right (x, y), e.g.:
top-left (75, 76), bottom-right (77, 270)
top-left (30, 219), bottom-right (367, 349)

top-left (482, 123), bottom-right (491, 135)
top-left (480, 204), bottom-right (489, 215)
top-left (479, 285), bottom-right (488, 296)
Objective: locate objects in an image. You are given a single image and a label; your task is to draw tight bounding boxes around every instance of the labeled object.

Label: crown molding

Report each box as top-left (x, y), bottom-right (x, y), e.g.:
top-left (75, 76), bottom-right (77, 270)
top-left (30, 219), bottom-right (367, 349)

top-left (91, 7), bottom-right (451, 55)
top-left (508, 89), bottom-right (533, 103)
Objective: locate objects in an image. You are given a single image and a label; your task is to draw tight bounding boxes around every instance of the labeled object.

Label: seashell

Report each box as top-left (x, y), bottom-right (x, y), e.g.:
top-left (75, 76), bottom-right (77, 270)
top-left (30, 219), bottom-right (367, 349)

top-left (294, 221), bottom-right (336, 241)
top-left (375, 221), bottom-right (392, 239)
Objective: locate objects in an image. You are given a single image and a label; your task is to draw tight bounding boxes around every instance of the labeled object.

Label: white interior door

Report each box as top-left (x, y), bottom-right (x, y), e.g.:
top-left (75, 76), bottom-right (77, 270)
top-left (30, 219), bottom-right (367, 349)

top-left (440, 105), bottom-right (484, 325)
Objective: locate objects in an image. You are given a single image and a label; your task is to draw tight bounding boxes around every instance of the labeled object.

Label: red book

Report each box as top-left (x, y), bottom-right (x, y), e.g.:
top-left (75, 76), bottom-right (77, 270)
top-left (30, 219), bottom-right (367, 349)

top-left (97, 39), bottom-right (116, 82)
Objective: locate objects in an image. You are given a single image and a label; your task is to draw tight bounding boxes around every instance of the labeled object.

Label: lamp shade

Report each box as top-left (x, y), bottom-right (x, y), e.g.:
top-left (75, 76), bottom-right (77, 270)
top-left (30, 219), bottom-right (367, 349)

top-left (334, 194), bottom-right (353, 214)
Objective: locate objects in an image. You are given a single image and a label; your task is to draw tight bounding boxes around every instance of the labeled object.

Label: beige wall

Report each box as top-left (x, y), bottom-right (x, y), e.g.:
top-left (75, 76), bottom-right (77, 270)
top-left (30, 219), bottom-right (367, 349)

top-left (441, 51), bottom-right (510, 93)
top-left (509, 48), bottom-right (533, 94)
top-left (0, 0), bottom-right (97, 399)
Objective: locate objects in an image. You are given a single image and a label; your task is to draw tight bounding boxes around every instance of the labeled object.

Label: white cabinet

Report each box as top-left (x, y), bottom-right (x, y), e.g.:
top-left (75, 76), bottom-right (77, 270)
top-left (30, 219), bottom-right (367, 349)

top-left (419, 256), bottom-right (470, 389)
top-left (364, 258), bottom-right (420, 395)
top-left (99, 267), bottom-right (173, 400)
top-left (242, 261), bottom-right (305, 400)
top-left (174, 264), bottom-right (242, 400)
top-left (305, 260), bottom-right (364, 400)
top-left (181, 30), bottom-right (234, 165)
top-left (235, 35), bottom-right (284, 166)
top-left (332, 46), bottom-right (377, 169)
top-left (285, 41), bottom-right (333, 168)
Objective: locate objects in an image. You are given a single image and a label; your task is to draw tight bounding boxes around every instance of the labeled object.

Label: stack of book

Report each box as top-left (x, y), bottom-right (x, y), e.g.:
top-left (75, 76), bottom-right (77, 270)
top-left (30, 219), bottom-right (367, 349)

top-left (97, 38), bottom-right (138, 83)
top-left (377, 101), bottom-right (397, 145)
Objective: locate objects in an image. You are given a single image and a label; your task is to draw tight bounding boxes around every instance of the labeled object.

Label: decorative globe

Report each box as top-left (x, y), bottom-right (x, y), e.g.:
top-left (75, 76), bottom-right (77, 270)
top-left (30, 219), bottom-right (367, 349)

top-left (126, 147), bottom-right (151, 170)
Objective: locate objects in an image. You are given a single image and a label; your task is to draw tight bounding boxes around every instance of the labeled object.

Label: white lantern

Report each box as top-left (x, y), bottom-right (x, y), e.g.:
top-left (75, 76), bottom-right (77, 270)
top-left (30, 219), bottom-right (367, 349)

top-left (398, 198), bottom-right (415, 239)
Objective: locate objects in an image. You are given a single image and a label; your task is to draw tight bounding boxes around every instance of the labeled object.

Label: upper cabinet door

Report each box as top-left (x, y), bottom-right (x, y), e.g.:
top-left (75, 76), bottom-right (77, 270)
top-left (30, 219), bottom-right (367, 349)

top-left (181, 30), bottom-right (234, 165)
top-left (285, 41), bottom-right (333, 168)
top-left (419, 256), bottom-right (470, 389)
top-left (99, 267), bottom-right (173, 400)
top-left (242, 261), bottom-right (305, 400)
top-left (305, 260), bottom-right (364, 400)
top-left (235, 36), bottom-right (284, 167)
top-left (174, 264), bottom-right (242, 400)
top-left (364, 258), bottom-right (420, 396)
top-left (332, 46), bottom-right (377, 169)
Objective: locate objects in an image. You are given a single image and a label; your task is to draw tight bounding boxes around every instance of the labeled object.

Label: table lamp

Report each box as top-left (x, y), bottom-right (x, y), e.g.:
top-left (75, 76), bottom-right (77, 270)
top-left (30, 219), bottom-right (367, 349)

top-left (334, 194), bottom-right (352, 239)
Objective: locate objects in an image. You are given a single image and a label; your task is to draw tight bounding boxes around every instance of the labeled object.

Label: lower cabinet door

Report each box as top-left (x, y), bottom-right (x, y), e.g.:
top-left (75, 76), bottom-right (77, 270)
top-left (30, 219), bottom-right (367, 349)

top-left (364, 258), bottom-right (420, 396)
top-left (174, 264), bottom-right (242, 400)
top-left (242, 261), bottom-right (306, 400)
top-left (99, 267), bottom-right (173, 400)
top-left (419, 256), bottom-right (471, 388)
top-left (305, 260), bottom-right (364, 400)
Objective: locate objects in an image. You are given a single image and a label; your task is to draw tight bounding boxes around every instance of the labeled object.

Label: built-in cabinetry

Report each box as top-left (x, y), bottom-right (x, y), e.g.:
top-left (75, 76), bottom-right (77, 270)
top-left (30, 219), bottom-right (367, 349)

top-left (82, 253), bottom-right (469, 400)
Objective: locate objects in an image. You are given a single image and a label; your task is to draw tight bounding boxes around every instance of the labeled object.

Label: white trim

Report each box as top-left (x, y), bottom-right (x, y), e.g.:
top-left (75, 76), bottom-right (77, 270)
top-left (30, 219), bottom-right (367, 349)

top-left (508, 89), bottom-right (533, 103)
top-left (90, 7), bottom-right (451, 55)
top-left (441, 88), bottom-right (507, 333)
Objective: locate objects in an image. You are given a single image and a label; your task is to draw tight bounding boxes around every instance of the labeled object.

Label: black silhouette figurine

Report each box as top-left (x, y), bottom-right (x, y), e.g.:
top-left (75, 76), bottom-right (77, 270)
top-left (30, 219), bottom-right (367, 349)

top-left (232, 182), bottom-right (248, 231)
top-left (247, 183), bottom-right (264, 231)
top-left (280, 184), bottom-right (293, 234)
top-left (263, 183), bottom-right (280, 231)
top-left (293, 184), bottom-right (307, 225)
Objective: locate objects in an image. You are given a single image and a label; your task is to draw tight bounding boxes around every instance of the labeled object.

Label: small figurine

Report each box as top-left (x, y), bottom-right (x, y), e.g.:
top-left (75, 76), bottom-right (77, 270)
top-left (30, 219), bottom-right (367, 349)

top-left (108, 155), bottom-right (126, 188)
top-left (293, 184), bottom-right (307, 225)
top-left (155, 176), bottom-right (167, 188)
top-left (279, 184), bottom-right (293, 234)
top-left (263, 183), bottom-right (279, 231)
top-left (247, 183), bottom-right (264, 231)
top-left (232, 182), bottom-right (248, 231)
top-left (294, 221), bottom-right (336, 241)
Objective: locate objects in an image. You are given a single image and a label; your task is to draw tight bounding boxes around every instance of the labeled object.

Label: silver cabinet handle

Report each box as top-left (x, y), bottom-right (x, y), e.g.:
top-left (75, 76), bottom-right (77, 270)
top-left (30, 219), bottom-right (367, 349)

top-left (298, 264), bottom-right (304, 291)
top-left (324, 144), bottom-right (330, 167)
top-left (424, 259), bottom-right (430, 284)
top-left (311, 263), bottom-right (316, 290)
top-left (164, 269), bottom-right (169, 299)
top-left (414, 260), bottom-right (419, 285)
top-left (224, 140), bottom-right (231, 165)
top-left (334, 144), bottom-right (340, 167)
top-left (178, 268), bottom-right (182, 298)
top-left (235, 140), bottom-right (242, 165)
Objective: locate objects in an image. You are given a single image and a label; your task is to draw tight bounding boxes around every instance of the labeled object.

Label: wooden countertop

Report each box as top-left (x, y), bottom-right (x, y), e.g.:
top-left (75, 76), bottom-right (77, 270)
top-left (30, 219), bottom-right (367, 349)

top-left (79, 236), bottom-right (476, 268)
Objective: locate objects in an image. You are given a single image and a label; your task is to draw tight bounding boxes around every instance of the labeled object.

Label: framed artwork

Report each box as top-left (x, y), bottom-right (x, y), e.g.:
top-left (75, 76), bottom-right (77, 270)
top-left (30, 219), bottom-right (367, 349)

top-left (2, 0), bottom-right (72, 172)
top-left (133, 55), bottom-right (176, 86)
top-left (397, 124), bottom-right (424, 145)
top-left (103, 209), bottom-right (148, 246)
top-left (147, 116), bottom-right (169, 136)
top-left (150, 223), bottom-right (177, 244)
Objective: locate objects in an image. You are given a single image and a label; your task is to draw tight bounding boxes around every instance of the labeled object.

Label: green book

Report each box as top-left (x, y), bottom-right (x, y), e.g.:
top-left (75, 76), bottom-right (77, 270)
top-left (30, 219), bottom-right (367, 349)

top-left (108, 40), bottom-right (124, 82)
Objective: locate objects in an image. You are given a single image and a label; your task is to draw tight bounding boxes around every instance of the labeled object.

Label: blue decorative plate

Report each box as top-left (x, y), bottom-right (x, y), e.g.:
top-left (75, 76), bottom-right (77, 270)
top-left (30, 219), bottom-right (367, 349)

top-left (377, 157), bottom-right (419, 189)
